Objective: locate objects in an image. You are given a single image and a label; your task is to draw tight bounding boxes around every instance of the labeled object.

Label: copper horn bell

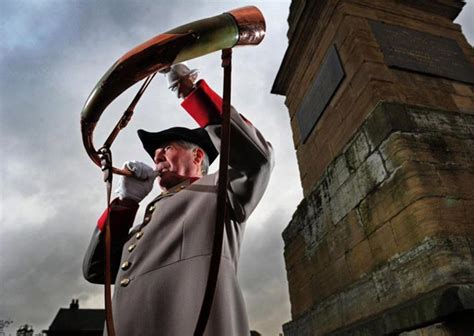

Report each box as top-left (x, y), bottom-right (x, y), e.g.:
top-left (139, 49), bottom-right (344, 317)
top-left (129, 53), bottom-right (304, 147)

top-left (80, 6), bottom-right (266, 176)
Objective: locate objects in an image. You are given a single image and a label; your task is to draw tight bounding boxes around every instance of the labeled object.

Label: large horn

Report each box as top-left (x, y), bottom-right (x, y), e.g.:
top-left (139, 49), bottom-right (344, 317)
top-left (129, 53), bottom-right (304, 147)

top-left (81, 6), bottom-right (265, 174)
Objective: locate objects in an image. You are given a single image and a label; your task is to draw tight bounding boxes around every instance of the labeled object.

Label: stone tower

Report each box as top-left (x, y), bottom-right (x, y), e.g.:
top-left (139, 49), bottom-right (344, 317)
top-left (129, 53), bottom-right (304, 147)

top-left (272, 0), bottom-right (474, 335)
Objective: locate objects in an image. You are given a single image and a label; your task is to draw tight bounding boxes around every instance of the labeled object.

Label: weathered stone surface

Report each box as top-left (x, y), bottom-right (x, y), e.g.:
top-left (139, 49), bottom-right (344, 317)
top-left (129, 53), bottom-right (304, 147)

top-left (452, 82), bottom-right (473, 97)
top-left (367, 222), bottom-right (398, 266)
top-left (327, 210), bottom-right (365, 260)
top-left (284, 237), bottom-right (474, 336)
top-left (346, 239), bottom-right (374, 280)
top-left (276, 1), bottom-right (474, 197)
top-left (284, 101), bottom-right (474, 250)
top-left (282, 102), bottom-right (474, 335)
top-left (381, 133), bottom-right (474, 169)
top-left (407, 106), bottom-right (472, 136)
top-left (362, 102), bottom-right (413, 152)
top-left (329, 151), bottom-right (387, 224)
top-left (336, 284), bottom-right (474, 336)
top-left (276, 0), bottom-right (474, 334)
top-left (344, 131), bottom-right (371, 172)
top-left (389, 197), bottom-right (469, 253)
top-left (400, 311), bottom-right (474, 336)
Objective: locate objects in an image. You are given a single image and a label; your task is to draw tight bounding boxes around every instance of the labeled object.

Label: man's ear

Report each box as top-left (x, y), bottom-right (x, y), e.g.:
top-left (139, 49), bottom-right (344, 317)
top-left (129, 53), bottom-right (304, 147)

top-left (193, 147), bottom-right (205, 165)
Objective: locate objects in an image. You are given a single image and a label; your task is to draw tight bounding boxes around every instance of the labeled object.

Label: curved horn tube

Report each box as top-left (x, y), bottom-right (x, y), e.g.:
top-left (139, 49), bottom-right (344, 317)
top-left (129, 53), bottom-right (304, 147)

top-left (81, 6), bottom-right (265, 172)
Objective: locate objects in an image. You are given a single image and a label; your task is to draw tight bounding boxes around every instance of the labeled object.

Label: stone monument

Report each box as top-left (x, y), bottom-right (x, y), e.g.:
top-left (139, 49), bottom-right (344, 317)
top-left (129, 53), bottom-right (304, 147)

top-left (272, 0), bottom-right (474, 334)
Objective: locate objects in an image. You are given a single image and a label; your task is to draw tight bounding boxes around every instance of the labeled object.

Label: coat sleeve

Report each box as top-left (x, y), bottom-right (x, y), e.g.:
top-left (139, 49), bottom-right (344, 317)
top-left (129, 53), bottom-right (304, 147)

top-left (181, 80), bottom-right (275, 222)
top-left (83, 198), bottom-right (139, 284)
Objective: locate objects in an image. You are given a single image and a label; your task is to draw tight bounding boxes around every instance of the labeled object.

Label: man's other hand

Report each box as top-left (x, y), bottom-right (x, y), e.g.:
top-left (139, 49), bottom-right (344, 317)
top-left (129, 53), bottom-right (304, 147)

top-left (115, 161), bottom-right (159, 203)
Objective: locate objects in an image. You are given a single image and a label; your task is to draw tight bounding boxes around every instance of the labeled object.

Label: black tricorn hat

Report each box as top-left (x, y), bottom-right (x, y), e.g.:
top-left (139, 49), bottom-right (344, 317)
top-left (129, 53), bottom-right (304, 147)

top-left (137, 127), bottom-right (218, 164)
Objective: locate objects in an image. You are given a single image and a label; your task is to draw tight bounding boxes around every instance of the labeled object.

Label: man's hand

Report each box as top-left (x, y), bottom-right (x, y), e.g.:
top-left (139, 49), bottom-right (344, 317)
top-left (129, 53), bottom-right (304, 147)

top-left (166, 63), bottom-right (198, 99)
top-left (115, 161), bottom-right (159, 203)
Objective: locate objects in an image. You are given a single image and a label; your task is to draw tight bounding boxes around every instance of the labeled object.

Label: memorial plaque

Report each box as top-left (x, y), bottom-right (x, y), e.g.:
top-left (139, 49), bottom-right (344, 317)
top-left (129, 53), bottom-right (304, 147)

top-left (370, 20), bottom-right (474, 85)
top-left (297, 45), bottom-right (345, 143)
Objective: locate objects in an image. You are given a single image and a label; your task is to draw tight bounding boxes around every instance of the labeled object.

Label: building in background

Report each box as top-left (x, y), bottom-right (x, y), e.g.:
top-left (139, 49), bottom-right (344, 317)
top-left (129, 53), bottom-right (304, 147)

top-left (16, 325), bottom-right (33, 336)
top-left (273, 0), bottom-right (474, 334)
top-left (43, 300), bottom-right (104, 336)
top-left (0, 320), bottom-right (14, 336)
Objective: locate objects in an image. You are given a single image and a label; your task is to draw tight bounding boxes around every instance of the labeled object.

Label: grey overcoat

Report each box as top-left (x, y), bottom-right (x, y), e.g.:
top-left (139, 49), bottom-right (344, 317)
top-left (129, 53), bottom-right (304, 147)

top-left (83, 107), bottom-right (274, 336)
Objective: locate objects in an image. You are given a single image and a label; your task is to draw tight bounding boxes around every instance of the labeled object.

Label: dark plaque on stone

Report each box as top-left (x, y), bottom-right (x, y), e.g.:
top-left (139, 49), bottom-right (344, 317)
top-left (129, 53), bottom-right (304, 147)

top-left (370, 20), bottom-right (474, 85)
top-left (297, 45), bottom-right (345, 143)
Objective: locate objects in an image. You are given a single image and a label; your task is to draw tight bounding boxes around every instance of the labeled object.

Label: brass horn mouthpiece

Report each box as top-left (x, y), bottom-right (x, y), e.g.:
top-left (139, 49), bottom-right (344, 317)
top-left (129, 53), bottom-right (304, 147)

top-left (228, 6), bottom-right (266, 46)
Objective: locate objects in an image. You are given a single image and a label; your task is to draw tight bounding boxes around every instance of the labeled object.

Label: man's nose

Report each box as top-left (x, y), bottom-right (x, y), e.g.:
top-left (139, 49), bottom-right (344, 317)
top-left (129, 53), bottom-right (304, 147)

top-left (154, 148), bottom-right (165, 163)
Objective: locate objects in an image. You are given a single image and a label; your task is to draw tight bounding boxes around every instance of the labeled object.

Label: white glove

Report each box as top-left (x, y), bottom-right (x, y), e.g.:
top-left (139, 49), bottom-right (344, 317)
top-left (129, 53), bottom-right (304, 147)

top-left (115, 161), bottom-right (159, 203)
top-left (167, 63), bottom-right (198, 98)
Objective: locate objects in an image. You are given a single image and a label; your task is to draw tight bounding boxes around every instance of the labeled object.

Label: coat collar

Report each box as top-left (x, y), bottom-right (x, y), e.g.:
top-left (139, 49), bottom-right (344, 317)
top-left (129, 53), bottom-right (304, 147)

top-left (150, 177), bottom-right (200, 203)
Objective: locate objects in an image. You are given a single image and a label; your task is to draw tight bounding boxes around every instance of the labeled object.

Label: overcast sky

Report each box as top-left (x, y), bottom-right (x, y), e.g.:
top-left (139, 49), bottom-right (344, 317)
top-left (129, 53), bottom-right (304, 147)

top-left (1, 1), bottom-right (473, 335)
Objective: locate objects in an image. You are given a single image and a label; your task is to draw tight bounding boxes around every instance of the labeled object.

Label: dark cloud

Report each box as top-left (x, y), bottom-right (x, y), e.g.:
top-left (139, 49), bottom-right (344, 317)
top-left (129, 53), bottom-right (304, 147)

top-left (0, 194), bottom-right (102, 329)
top-left (239, 209), bottom-right (293, 333)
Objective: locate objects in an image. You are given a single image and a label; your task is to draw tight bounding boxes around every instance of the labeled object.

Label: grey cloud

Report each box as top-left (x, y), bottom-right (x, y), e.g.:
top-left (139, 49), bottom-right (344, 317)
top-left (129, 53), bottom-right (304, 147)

top-left (239, 209), bottom-right (294, 334)
top-left (1, 2), bottom-right (294, 335)
top-left (0, 196), bottom-right (102, 331)
top-left (455, 3), bottom-right (473, 44)
top-left (3, 1), bottom-right (471, 335)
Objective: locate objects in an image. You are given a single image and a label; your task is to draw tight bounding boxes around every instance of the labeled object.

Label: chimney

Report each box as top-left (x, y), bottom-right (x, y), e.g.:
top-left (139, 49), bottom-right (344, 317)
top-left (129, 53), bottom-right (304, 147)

top-left (69, 299), bottom-right (79, 310)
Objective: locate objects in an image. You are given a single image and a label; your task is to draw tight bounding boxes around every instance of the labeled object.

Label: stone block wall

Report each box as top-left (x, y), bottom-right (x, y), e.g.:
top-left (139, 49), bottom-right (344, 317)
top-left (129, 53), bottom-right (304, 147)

top-left (399, 311), bottom-right (474, 335)
top-left (273, 0), bottom-right (474, 334)
top-left (282, 102), bottom-right (474, 335)
top-left (273, 0), bottom-right (474, 196)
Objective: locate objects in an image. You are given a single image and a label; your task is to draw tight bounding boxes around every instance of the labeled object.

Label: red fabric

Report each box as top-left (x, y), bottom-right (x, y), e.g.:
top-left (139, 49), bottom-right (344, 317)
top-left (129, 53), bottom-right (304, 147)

top-left (239, 113), bottom-right (253, 126)
top-left (96, 208), bottom-right (110, 231)
top-left (181, 80), bottom-right (223, 127)
top-left (96, 198), bottom-right (139, 232)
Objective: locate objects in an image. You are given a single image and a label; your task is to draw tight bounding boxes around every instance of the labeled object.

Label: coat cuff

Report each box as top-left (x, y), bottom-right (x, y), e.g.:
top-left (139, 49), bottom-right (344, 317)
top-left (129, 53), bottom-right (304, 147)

top-left (97, 198), bottom-right (139, 232)
top-left (181, 80), bottom-right (223, 127)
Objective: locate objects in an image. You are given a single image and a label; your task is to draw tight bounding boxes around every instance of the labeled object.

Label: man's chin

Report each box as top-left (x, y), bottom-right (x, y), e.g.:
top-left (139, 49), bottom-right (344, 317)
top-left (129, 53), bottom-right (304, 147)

top-left (158, 172), bottom-right (186, 190)
top-left (158, 170), bottom-right (174, 180)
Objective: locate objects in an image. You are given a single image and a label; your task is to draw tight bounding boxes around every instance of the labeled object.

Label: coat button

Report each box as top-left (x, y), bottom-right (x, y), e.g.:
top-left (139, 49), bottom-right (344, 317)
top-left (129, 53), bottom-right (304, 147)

top-left (148, 205), bottom-right (155, 211)
top-left (128, 244), bottom-right (136, 252)
top-left (144, 216), bottom-right (151, 222)
top-left (120, 278), bottom-right (130, 287)
top-left (121, 261), bottom-right (131, 270)
top-left (136, 232), bottom-right (144, 240)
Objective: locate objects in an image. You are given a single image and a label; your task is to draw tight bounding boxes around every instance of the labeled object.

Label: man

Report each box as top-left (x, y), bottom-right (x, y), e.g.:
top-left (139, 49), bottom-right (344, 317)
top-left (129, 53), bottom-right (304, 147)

top-left (83, 63), bottom-right (274, 335)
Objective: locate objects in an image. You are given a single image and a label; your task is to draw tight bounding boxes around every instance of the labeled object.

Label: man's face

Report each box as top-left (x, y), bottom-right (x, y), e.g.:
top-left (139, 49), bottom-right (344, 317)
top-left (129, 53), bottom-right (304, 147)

top-left (153, 141), bottom-right (201, 190)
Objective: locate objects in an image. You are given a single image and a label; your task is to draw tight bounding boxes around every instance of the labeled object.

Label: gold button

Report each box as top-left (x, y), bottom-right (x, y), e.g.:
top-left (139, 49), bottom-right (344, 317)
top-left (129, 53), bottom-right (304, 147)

top-left (121, 261), bottom-right (131, 270)
top-left (120, 278), bottom-right (130, 287)
top-left (144, 216), bottom-right (151, 222)
top-left (128, 244), bottom-right (136, 252)
top-left (148, 205), bottom-right (155, 211)
top-left (136, 232), bottom-right (143, 240)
